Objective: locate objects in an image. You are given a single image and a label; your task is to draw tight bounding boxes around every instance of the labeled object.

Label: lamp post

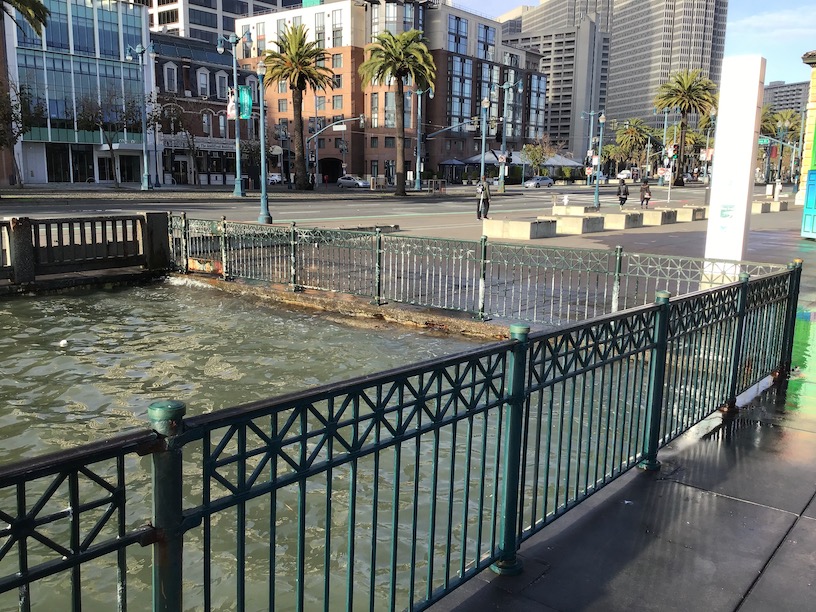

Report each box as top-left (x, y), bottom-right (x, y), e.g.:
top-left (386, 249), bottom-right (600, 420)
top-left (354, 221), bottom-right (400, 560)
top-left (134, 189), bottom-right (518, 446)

top-left (776, 119), bottom-right (791, 185)
top-left (479, 96), bottom-right (490, 182)
top-left (256, 62), bottom-right (271, 224)
top-left (581, 110), bottom-right (599, 185)
top-left (658, 108), bottom-right (670, 186)
top-left (217, 31), bottom-right (252, 197)
top-left (703, 108), bottom-right (716, 182)
top-left (497, 79), bottom-right (523, 193)
top-left (126, 43), bottom-right (154, 191)
top-left (414, 87), bottom-right (433, 191)
top-left (593, 112), bottom-right (606, 209)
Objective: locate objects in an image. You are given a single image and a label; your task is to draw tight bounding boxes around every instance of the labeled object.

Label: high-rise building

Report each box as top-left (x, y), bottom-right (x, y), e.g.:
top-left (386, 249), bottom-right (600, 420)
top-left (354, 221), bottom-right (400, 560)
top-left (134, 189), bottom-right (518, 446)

top-left (605, 0), bottom-right (727, 128)
top-left (763, 81), bottom-right (809, 114)
top-left (149, 0), bottom-right (281, 45)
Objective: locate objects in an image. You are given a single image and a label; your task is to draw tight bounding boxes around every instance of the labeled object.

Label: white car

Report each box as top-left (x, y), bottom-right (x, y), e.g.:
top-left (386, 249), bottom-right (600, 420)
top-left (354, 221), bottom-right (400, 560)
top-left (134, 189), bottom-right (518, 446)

top-left (337, 175), bottom-right (370, 188)
top-left (616, 170), bottom-right (632, 180)
top-left (523, 176), bottom-right (554, 188)
top-left (268, 173), bottom-right (283, 184)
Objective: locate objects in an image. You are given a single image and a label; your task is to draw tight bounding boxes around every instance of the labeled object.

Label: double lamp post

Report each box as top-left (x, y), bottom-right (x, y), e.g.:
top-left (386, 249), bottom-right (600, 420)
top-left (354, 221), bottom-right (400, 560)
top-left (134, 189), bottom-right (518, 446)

top-left (217, 31), bottom-right (252, 198)
top-left (126, 43), bottom-right (156, 191)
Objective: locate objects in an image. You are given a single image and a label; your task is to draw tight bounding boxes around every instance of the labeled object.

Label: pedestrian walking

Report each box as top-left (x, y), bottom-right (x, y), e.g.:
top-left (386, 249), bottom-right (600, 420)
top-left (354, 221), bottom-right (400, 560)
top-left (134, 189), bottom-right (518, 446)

top-left (476, 176), bottom-right (491, 219)
top-left (640, 179), bottom-right (652, 208)
top-left (617, 179), bottom-right (629, 209)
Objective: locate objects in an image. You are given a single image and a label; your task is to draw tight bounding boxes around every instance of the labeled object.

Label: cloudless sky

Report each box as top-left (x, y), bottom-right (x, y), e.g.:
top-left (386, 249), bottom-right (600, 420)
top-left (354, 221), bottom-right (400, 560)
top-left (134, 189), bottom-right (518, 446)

top-left (453, 0), bottom-right (815, 85)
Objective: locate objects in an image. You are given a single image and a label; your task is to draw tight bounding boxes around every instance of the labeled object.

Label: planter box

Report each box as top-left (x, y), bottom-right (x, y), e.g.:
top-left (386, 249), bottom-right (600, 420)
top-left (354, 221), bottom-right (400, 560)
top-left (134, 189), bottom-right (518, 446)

top-left (752, 201), bottom-right (770, 214)
top-left (676, 207), bottom-right (707, 222)
top-left (603, 212), bottom-right (644, 230)
top-left (769, 201), bottom-right (789, 212)
top-left (483, 218), bottom-right (557, 240)
top-left (538, 214), bottom-right (605, 235)
top-left (641, 208), bottom-right (677, 226)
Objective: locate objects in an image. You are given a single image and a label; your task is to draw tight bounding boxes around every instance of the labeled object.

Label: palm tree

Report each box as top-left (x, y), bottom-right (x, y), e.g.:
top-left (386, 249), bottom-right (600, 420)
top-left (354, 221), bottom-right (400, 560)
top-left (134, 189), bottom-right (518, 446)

top-left (4, 0), bottom-right (49, 34)
top-left (264, 24), bottom-right (333, 190)
top-left (616, 118), bottom-right (648, 166)
top-left (654, 69), bottom-right (716, 186)
top-left (359, 30), bottom-right (436, 196)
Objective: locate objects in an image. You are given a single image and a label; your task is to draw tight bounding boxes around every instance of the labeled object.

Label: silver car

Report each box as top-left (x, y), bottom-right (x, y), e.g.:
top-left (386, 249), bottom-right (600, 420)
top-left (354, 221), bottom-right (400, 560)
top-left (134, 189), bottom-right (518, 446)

top-left (337, 175), bottom-right (370, 188)
top-left (523, 176), bottom-right (554, 188)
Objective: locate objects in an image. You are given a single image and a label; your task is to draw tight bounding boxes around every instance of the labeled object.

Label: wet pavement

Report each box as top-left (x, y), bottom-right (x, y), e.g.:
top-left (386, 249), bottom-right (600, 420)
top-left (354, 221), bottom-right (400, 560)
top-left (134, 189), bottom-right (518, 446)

top-left (429, 206), bottom-right (816, 611)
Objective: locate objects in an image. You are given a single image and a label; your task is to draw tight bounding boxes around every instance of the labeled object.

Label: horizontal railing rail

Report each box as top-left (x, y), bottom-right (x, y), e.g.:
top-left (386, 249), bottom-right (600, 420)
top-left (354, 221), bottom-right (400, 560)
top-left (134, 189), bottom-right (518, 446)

top-left (0, 260), bottom-right (801, 610)
top-left (168, 215), bottom-right (788, 326)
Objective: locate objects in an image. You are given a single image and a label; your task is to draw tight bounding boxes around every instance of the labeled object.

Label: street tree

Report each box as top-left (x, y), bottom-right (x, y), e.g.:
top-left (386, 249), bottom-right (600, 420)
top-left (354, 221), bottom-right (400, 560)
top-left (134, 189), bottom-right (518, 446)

top-left (75, 87), bottom-right (142, 188)
top-left (0, 79), bottom-right (46, 186)
top-left (359, 29), bottom-right (436, 196)
top-left (263, 24), bottom-right (333, 190)
top-left (3, 0), bottom-right (49, 34)
top-left (615, 118), bottom-right (649, 166)
top-left (521, 133), bottom-right (560, 175)
top-left (654, 69), bottom-right (716, 186)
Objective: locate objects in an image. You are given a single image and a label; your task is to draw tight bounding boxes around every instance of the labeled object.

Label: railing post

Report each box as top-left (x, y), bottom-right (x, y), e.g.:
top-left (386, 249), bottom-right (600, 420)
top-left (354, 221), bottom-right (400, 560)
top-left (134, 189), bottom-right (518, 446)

top-left (722, 273), bottom-right (750, 412)
top-left (611, 245), bottom-right (623, 313)
top-left (148, 400), bottom-right (186, 612)
top-left (372, 228), bottom-right (383, 305)
top-left (8, 217), bottom-right (35, 284)
top-left (143, 212), bottom-right (171, 271)
top-left (289, 222), bottom-right (299, 291)
top-left (491, 324), bottom-right (529, 576)
top-left (639, 290), bottom-right (671, 471)
top-left (775, 259), bottom-right (803, 386)
top-left (181, 212), bottom-right (189, 274)
top-left (477, 235), bottom-right (488, 321)
top-left (220, 216), bottom-right (228, 280)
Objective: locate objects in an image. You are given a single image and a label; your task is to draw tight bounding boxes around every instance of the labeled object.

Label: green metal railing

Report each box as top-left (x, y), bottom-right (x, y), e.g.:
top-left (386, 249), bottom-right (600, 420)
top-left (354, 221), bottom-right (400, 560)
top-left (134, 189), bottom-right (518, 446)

top-left (0, 262), bottom-right (801, 610)
top-left (168, 214), bottom-right (788, 326)
top-left (0, 221), bottom-right (10, 279)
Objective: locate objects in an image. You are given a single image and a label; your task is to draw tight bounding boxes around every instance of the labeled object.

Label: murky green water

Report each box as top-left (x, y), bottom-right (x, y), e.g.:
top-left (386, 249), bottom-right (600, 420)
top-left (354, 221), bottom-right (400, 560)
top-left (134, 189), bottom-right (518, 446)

top-left (0, 279), bottom-right (483, 464)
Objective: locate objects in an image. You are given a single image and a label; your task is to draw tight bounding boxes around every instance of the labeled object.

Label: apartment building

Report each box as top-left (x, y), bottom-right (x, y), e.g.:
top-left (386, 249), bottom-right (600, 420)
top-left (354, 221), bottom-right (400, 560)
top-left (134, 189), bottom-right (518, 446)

top-left (149, 0), bottom-right (280, 45)
top-left (236, 0), bottom-right (548, 183)
top-left (605, 0), bottom-right (727, 128)
top-left (763, 81), bottom-right (809, 114)
top-left (4, 0), bottom-right (153, 185)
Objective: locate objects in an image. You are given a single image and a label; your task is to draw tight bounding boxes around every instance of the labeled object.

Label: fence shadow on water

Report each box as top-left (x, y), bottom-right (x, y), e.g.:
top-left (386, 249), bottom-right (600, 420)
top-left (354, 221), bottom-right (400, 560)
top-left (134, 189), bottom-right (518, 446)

top-left (0, 215), bottom-right (802, 611)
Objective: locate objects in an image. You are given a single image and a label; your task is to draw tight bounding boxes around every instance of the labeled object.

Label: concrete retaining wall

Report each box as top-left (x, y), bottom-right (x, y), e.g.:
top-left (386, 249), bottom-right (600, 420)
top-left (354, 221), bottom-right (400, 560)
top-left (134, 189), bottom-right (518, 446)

top-left (537, 215), bottom-right (605, 235)
top-left (676, 207), bottom-right (707, 222)
top-left (483, 218), bottom-right (557, 240)
top-left (752, 201), bottom-right (770, 214)
top-left (552, 205), bottom-right (598, 216)
top-left (604, 212), bottom-right (644, 230)
top-left (642, 209), bottom-right (677, 226)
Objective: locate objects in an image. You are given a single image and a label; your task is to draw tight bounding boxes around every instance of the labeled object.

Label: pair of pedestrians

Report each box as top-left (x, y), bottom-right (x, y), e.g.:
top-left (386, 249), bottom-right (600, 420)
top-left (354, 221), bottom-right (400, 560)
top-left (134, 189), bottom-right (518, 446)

top-left (617, 179), bottom-right (652, 209)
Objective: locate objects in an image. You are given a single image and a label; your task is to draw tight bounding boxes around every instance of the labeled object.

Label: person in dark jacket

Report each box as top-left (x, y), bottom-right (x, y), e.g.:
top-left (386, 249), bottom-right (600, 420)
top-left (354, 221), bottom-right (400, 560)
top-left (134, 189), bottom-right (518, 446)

top-left (639, 179), bottom-right (652, 208)
top-left (617, 179), bottom-right (629, 209)
top-left (476, 176), bottom-right (491, 219)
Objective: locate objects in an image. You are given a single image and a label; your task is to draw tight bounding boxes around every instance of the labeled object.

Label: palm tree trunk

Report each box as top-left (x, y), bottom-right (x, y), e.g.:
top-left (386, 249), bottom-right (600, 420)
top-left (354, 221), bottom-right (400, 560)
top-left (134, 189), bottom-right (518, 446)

top-left (675, 112), bottom-right (687, 186)
top-left (292, 87), bottom-right (308, 190)
top-left (395, 80), bottom-right (406, 196)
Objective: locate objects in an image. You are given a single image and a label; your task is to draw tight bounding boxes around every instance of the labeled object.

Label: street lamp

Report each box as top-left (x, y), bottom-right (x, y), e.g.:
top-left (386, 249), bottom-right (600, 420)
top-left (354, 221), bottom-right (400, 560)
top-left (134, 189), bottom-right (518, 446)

top-left (256, 62), bottom-right (271, 224)
top-left (593, 112), bottom-right (606, 209)
top-left (217, 31), bottom-right (252, 197)
top-left (479, 96), bottom-right (490, 182)
top-left (581, 109), bottom-right (600, 185)
top-left (126, 43), bottom-right (155, 191)
top-left (703, 108), bottom-right (716, 182)
top-left (494, 79), bottom-right (523, 193)
top-left (413, 87), bottom-right (433, 191)
top-left (776, 119), bottom-right (791, 188)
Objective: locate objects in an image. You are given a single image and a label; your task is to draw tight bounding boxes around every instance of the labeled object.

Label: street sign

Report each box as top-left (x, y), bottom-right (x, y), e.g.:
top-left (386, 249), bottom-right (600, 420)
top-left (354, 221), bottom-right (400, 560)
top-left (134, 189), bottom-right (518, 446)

top-left (333, 124), bottom-right (347, 131)
top-left (498, 155), bottom-right (506, 163)
top-left (585, 167), bottom-right (592, 177)
top-left (758, 137), bottom-right (770, 146)
top-left (592, 155), bottom-right (599, 167)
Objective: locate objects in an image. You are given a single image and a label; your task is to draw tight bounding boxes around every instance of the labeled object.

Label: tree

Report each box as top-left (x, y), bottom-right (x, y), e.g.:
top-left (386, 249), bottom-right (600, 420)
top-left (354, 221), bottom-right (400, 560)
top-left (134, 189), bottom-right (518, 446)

top-left (359, 29), bottom-right (436, 196)
top-left (521, 133), bottom-right (560, 175)
top-left (158, 101), bottom-right (210, 185)
top-left (75, 86), bottom-right (143, 188)
top-left (263, 24), bottom-right (333, 190)
top-left (615, 118), bottom-right (648, 165)
top-left (0, 79), bottom-right (46, 186)
top-left (654, 69), bottom-right (716, 186)
top-left (3, 0), bottom-right (49, 35)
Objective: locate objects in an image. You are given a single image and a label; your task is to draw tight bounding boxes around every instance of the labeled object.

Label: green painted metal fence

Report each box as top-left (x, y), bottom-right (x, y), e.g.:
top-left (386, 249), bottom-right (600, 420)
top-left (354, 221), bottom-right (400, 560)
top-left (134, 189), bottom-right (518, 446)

top-left (168, 214), bottom-right (788, 326)
top-left (0, 262), bottom-right (801, 610)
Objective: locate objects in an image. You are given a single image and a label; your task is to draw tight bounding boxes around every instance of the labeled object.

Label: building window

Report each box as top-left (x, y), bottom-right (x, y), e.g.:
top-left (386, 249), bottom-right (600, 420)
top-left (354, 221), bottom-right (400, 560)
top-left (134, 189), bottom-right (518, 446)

top-left (278, 80), bottom-right (287, 94)
top-left (278, 99), bottom-right (287, 112)
top-left (477, 24), bottom-right (496, 61)
top-left (158, 10), bottom-right (178, 25)
top-left (197, 70), bottom-right (210, 97)
top-left (332, 74), bottom-right (342, 88)
top-left (332, 53), bottom-right (342, 69)
top-left (332, 10), bottom-right (342, 47)
top-left (385, 136), bottom-right (395, 148)
top-left (216, 73), bottom-right (228, 99)
top-left (370, 92), bottom-right (379, 128)
top-left (370, 136), bottom-right (378, 148)
top-left (447, 15), bottom-right (468, 54)
top-left (219, 114), bottom-right (227, 138)
top-left (202, 112), bottom-right (212, 136)
top-left (384, 92), bottom-right (395, 128)
top-left (315, 96), bottom-right (326, 110)
top-left (332, 95), bottom-right (343, 110)
top-left (371, 160), bottom-right (378, 178)
top-left (164, 64), bottom-right (178, 93)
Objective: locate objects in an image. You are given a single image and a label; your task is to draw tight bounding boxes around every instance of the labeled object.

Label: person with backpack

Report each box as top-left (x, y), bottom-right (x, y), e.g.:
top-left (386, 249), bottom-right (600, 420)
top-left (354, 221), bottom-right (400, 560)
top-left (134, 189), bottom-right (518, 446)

top-left (617, 179), bottom-right (629, 210)
top-left (476, 176), bottom-right (491, 219)
top-left (640, 179), bottom-right (652, 208)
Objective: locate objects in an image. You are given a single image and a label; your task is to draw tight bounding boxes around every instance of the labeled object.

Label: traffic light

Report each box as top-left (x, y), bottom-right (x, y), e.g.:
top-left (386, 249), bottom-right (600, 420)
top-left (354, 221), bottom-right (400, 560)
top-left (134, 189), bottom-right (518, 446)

top-left (672, 144), bottom-right (679, 159)
top-left (507, 151), bottom-right (513, 163)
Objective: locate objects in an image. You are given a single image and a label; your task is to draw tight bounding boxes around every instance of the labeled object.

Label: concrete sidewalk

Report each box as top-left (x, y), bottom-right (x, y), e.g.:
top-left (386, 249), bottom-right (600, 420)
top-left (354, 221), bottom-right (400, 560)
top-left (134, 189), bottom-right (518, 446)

top-left (430, 207), bottom-right (816, 612)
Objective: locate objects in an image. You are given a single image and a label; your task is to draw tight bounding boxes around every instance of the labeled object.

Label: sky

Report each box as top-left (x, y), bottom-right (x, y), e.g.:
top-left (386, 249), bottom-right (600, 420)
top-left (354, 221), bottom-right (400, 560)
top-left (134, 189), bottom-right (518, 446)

top-left (453, 0), bottom-right (816, 85)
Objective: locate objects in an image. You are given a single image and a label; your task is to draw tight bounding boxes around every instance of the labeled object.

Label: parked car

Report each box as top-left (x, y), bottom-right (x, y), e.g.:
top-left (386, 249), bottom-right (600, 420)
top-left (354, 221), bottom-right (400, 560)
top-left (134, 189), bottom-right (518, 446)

top-left (337, 175), bottom-right (370, 188)
top-left (523, 176), bottom-right (554, 188)
top-left (268, 173), bottom-right (282, 184)
top-left (616, 170), bottom-right (632, 180)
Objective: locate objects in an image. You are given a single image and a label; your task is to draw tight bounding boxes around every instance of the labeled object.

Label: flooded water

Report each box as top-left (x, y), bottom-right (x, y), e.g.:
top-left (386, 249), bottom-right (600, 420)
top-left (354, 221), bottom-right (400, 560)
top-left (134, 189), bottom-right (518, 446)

top-left (0, 279), bottom-right (483, 463)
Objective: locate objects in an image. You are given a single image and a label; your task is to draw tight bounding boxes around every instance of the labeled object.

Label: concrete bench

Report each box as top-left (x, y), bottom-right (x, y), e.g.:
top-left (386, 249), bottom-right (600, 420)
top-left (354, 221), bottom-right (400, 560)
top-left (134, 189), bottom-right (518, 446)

top-left (552, 205), bottom-right (599, 216)
top-left (676, 207), bottom-right (707, 222)
top-left (752, 201), bottom-right (770, 214)
top-left (483, 218), bottom-right (557, 240)
top-left (769, 201), bottom-right (789, 212)
top-left (537, 214), bottom-right (605, 235)
top-left (641, 208), bottom-right (677, 226)
top-left (603, 211), bottom-right (644, 230)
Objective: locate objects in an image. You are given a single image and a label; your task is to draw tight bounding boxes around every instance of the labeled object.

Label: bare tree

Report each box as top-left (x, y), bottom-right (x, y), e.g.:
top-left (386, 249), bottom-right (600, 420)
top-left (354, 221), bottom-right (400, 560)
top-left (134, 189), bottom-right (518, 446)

top-left (0, 79), bottom-right (46, 187)
top-left (521, 134), bottom-right (562, 176)
top-left (160, 101), bottom-right (209, 185)
top-left (75, 85), bottom-right (142, 188)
